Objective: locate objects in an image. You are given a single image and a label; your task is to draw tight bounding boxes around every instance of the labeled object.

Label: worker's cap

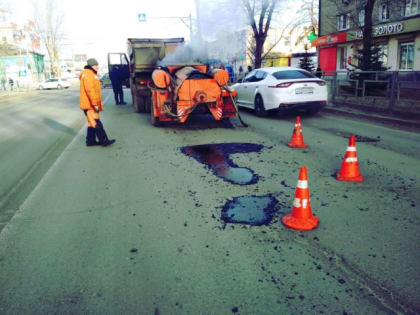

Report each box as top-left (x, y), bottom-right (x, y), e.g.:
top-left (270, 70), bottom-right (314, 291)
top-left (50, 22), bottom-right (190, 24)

top-left (87, 58), bottom-right (99, 67)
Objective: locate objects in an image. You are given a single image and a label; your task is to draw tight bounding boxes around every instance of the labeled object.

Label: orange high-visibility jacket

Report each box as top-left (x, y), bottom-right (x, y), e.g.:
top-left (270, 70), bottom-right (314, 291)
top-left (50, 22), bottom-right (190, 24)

top-left (80, 67), bottom-right (103, 111)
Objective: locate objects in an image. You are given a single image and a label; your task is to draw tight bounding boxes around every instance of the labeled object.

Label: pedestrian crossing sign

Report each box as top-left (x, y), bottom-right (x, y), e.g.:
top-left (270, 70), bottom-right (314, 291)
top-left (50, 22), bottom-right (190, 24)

top-left (138, 13), bottom-right (146, 22)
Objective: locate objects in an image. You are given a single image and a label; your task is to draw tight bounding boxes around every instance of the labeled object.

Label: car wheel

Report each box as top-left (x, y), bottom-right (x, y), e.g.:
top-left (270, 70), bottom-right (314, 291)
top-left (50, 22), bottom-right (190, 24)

top-left (254, 94), bottom-right (268, 117)
top-left (57, 85), bottom-right (63, 89)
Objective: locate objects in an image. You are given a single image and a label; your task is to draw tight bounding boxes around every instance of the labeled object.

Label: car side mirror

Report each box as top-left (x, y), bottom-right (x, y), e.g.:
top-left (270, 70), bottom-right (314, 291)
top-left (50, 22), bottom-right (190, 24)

top-left (237, 79), bottom-right (243, 83)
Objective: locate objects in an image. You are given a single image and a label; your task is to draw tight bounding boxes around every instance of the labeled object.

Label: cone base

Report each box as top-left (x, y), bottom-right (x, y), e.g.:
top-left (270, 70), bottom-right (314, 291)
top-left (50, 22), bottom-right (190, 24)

top-left (287, 143), bottom-right (308, 148)
top-left (337, 173), bottom-right (364, 182)
top-left (282, 214), bottom-right (319, 231)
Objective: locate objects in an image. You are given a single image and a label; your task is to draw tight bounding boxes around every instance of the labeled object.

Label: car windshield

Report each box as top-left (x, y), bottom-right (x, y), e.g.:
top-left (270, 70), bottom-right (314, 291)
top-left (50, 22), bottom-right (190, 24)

top-left (272, 70), bottom-right (316, 80)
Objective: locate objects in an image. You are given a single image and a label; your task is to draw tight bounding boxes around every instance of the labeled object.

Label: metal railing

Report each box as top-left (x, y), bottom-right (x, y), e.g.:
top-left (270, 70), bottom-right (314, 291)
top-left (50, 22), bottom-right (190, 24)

top-left (323, 71), bottom-right (420, 115)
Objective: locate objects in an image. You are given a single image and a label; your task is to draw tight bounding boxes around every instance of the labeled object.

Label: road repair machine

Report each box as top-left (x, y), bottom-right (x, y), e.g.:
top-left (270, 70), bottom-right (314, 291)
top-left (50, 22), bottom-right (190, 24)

top-left (149, 64), bottom-right (237, 126)
top-left (108, 38), bottom-right (238, 126)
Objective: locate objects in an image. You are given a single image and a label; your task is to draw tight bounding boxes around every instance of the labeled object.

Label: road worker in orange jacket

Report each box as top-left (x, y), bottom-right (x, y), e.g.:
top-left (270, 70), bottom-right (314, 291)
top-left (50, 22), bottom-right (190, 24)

top-left (80, 58), bottom-right (115, 147)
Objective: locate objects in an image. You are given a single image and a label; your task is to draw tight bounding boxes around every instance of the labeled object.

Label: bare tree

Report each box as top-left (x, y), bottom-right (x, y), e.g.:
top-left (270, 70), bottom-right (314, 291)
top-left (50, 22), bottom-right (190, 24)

top-left (32, 0), bottom-right (65, 77)
top-left (292, 0), bottom-right (318, 46)
top-left (242, 0), bottom-right (279, 69)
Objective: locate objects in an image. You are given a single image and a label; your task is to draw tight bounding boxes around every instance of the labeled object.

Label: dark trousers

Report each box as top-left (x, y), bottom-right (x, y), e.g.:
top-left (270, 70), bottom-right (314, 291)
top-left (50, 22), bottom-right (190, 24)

top-left (112, 83), bottom-right (124, 104)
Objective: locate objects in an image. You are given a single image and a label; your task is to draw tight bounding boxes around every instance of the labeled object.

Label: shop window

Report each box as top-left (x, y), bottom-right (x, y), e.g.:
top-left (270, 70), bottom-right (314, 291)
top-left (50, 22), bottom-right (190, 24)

top-left (339, 46), bottom-right (348, 70)
top-left (377, 44), bottom-right (388, 67)
top-left (337, 14), bottom-right (351, 31)
top-left (399, 42), bottom-right (414, 70)
top-left (403, 0), bottom-right (419, 16)
top-left (358, 10), bottom-right (365, 26)
top-left (379, 3), bottom-right (390, 21)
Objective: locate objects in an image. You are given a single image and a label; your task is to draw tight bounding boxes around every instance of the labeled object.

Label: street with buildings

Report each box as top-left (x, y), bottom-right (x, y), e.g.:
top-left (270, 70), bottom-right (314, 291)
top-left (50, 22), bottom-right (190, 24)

top-left (1, 0), bottom-right (420, 314)
top-left (0, 87), bottom-right (419, 314)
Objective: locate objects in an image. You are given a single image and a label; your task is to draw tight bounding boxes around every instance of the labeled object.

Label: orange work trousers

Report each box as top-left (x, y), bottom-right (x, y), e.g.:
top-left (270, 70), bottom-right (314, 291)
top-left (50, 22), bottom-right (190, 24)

top-left (83, 109), bottom-right (100, 128)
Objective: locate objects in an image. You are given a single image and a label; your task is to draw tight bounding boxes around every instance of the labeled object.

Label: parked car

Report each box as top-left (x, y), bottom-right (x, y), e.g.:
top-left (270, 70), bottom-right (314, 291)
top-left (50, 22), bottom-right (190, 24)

top-left (100, 73), bottom-right (112, 88)
top-left (38, 78), bottom-right (70, 90)
top-left (232, 67), bottom-right (328, 116)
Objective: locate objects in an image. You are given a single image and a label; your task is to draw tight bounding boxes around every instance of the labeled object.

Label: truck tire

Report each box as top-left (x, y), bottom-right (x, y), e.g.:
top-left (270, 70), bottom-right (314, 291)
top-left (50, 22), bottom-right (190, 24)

top-left (145, 96), bottom-right (152, 113)
top-left (133, 94), bottom-right (146, 113)
top-left (150, 104), bottom-right (160, 126)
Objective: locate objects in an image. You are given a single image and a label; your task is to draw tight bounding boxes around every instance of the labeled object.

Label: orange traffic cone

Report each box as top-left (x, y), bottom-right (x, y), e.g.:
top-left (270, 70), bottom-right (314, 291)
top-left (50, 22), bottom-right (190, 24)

top-left (337, 135), bottom-right (364, 182)
top-left (287, 116), bottom-right (308, 148)
top-left (282, 166), bottom-right (319, 231)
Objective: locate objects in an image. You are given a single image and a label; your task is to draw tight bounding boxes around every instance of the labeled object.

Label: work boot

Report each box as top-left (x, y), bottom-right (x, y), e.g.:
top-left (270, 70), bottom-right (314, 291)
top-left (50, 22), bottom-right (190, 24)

top-left (86, 127), bottom-right (100, 146)
top-left (95, 119), bottom-right (116, 147)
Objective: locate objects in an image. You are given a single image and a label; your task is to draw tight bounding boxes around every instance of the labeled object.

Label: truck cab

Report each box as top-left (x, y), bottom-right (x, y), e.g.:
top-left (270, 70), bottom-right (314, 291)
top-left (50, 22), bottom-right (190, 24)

top-left (108, 38), bottom-right (185, 113)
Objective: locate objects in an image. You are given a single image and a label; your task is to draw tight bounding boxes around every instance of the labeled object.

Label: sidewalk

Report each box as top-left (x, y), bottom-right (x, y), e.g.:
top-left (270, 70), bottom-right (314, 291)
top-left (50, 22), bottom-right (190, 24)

top-left (0, 88), bottom-right (38, 101)
top-left (323, 103), bottom-right (420, 131)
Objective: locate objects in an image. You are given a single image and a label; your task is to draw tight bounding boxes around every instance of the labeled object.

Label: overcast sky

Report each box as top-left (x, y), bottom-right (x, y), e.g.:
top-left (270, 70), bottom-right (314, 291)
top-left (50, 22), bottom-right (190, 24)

top-left (11, 0), bottom-right (302, 65)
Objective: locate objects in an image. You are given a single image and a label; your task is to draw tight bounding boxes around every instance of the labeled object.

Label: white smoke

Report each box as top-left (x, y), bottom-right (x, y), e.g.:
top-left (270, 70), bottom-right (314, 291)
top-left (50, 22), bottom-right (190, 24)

top-left (158, 43), bottom-right (209, 66)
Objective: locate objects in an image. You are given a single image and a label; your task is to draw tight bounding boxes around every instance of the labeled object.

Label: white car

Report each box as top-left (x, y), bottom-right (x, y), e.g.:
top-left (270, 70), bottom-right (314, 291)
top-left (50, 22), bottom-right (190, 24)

top-left (232, 67), bottom-right (328, 116)
top-left (38, 78), bottom-right (71, 90)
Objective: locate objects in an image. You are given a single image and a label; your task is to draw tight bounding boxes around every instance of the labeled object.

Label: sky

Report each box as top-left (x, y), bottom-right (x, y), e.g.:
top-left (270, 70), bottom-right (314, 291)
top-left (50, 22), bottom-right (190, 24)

top-left (10, 0), bottom-right (303, 66)
top-left (12, 0), bottom-right (197, 64)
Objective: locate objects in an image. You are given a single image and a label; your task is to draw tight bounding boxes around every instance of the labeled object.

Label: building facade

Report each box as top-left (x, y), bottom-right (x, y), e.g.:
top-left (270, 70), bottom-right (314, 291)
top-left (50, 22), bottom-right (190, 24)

top-left (0, 10), bottom-right (45, 86)
top-left (315, 0), bottom-right (420, 73)
top-left (263, 26), bottom-right (317, 68)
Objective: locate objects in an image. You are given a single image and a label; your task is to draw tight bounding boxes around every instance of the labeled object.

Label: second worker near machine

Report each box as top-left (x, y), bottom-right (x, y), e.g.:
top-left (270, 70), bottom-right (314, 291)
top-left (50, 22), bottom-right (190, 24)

top-left (109, 65), bottom-right (126, 105)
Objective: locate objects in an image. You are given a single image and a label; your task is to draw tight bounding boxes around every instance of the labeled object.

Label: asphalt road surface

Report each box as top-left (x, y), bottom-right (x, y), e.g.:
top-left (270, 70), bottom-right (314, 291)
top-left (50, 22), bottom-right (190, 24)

top-left (0, 87), bottom-right (419, 314)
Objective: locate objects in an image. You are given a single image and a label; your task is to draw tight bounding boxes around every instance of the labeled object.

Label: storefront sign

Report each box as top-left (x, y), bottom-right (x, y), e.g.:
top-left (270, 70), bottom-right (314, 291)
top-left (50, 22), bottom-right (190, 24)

top-left (356, 23), bottom-right (404, 39)
top-left (311, 32), bottom-right (347, 47)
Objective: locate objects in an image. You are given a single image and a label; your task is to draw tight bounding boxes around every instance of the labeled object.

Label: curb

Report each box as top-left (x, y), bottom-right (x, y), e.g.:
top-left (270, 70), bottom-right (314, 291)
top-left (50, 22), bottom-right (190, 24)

top-left (323, 106), bottom-right (420, 130)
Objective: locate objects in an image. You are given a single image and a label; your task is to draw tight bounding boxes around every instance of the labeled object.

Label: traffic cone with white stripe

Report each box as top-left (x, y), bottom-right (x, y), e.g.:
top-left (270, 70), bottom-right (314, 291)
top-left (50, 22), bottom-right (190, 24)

top-left (337, 135), bottom-right (364, 182)
top-left (287, 116), bottom-right (308, 148)
top-left (282, 166), bottom-right (319, 231)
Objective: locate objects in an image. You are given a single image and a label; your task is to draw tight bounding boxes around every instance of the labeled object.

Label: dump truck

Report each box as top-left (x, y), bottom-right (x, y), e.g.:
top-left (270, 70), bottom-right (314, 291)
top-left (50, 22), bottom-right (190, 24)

top-left (149, 64), bottom-right (237, 126)
top-left (108, 38), bottom-right (185, 113)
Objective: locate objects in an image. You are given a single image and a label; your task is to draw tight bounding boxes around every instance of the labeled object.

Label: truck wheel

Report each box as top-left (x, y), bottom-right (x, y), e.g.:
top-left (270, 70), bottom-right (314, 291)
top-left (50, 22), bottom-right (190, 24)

top-left (145, 96), bottom-right (152, 113)
top-left (150, 105), bottom-right (160, 126)
top-left (133, 94), bottom-right (146, 113)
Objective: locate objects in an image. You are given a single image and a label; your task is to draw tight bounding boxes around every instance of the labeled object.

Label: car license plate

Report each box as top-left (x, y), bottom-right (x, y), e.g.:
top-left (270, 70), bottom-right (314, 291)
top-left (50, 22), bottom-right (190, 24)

top-left (295, 87), bottom-right (314, 94)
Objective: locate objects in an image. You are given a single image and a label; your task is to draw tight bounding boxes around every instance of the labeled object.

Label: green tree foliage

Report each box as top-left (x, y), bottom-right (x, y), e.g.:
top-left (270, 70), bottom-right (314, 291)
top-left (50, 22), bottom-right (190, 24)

top-left (351, 45), bottom-right (388, 71)
top-left (298, 49), bottom-right (315, 72)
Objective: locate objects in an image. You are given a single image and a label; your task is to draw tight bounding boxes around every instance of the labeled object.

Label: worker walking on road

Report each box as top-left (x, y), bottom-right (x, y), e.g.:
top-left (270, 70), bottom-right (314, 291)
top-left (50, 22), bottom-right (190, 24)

top-left (8, 78), bottom-right (13, 91)
top-left (109, 65), bottom-right (126, 105)
top-left (80, 58), bottom-right (115, 147)
top-left (1, 76), bottom-right (6, 91)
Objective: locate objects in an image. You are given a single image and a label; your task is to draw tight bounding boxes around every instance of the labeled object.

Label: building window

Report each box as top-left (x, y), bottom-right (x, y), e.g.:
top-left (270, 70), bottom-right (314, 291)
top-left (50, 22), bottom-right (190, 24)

top-left (403, 0), bottom-right (419, 16)
top-left (358, 10), bottom-right (365, 26)
top-left (399, 42), bottom-right (414, 70)
top-left (377, 44), bottom-right (388, 67)
top-left (379, 3), bottom-right (390, 21)
top-left (337, 14), bottom-right (351, 31)
top-left (339, 46), bottom-right (348, 70)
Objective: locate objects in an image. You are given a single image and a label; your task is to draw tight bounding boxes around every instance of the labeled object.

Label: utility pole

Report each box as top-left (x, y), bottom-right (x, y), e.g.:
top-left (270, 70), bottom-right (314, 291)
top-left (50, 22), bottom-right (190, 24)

top-left (195, 0), bottom-right (202, 46)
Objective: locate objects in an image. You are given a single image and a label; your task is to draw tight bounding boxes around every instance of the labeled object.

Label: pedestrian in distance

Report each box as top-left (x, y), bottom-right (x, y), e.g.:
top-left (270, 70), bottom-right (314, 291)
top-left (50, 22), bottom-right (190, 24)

top-left (1, 75), bottom-right (6, 91)
top-left (315, 64), bottom-right (323, 78)
top-left (8, 78), bottom-right (13, 91)
top-left (79, 58), bottom-right (115, 147)
top-left (109, 65), bottom-right (126, 105)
